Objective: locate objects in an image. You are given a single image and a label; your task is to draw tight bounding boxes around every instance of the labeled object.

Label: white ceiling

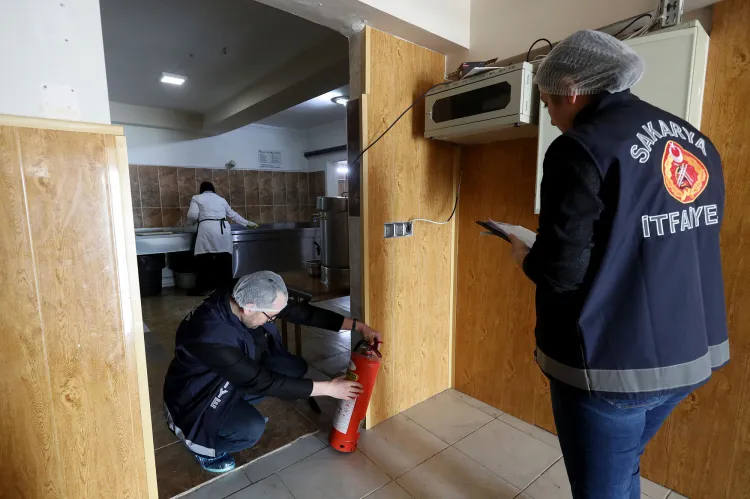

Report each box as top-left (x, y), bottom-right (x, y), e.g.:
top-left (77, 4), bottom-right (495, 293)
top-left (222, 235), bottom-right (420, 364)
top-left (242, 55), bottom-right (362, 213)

top-left (100, 0), bottom-right (345, 113)
top-left (255, 86), bottom-right (349, 129)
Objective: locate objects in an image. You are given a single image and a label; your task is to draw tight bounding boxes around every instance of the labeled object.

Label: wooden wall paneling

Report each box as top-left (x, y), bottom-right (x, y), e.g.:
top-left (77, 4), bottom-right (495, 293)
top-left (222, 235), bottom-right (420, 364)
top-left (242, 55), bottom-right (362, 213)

top-left (454, 139), bottom-right (545, 426)
top-left (17, 126), bottom-right (148, 498)
top-left (363, 27), bottom-right (455, 426)
top-left (0, 126), bottom-right (65, 499)
top-left (108, 135), bottom-right (159, 497)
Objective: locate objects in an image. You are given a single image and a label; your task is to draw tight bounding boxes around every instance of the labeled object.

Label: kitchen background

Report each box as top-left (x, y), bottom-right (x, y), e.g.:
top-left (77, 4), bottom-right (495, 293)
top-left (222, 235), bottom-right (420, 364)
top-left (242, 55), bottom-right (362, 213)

top-left (129, 166), bottom-right (326, 228)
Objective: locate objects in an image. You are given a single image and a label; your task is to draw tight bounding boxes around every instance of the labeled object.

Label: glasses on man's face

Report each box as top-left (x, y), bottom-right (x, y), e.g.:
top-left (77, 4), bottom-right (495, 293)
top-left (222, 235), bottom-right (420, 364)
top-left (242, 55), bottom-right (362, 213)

top-left (262, 312), bottom-right (279, 323)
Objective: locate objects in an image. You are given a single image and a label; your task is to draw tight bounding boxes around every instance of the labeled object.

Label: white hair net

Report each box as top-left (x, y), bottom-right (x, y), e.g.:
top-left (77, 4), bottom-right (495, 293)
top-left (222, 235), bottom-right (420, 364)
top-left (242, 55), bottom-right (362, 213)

top-left (535, 30), bottom-right (645, 96)
top-left (232, 271), bottom-right (288, 310)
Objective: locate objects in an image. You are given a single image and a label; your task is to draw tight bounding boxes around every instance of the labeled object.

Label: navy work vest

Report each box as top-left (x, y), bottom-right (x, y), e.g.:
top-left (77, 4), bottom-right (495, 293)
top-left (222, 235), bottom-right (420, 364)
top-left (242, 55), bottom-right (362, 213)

top-left (535, 91), bottom-right (729, 398)
top-left (162, 291), bottom-right (283, 457)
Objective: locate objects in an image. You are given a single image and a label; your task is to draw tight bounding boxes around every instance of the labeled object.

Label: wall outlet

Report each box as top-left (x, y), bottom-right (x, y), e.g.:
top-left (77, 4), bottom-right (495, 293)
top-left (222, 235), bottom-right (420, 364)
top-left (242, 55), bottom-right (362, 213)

top-left (384, 221), bottom-right (413, 238)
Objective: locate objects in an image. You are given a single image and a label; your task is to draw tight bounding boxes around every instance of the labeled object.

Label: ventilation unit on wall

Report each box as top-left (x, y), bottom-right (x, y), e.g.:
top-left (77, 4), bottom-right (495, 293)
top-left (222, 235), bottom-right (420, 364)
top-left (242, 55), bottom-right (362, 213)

top-left (424, 62), bottom-right (539, 144)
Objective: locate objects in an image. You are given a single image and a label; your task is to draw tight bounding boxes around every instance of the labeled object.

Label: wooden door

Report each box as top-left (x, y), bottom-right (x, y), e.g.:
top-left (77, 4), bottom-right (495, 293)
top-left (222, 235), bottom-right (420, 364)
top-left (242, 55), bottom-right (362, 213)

top-left (0, 117), bottom-right (156, 498)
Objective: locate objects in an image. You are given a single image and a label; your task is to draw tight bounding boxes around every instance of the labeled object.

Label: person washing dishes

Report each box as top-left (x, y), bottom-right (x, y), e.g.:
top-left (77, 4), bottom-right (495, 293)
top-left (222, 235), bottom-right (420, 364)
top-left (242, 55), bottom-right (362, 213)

top-left (186, 181), bottom-right (259, 294)
top-left (163, 271), bottom-right (382, 473)
top-left (509, 30), bottom-right (728, 498)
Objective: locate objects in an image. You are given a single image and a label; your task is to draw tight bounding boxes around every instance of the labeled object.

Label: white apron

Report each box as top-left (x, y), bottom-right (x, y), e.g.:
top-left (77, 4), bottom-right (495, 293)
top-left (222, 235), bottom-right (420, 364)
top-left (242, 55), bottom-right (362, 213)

top-left (186, 192), bottom-right (250, 255)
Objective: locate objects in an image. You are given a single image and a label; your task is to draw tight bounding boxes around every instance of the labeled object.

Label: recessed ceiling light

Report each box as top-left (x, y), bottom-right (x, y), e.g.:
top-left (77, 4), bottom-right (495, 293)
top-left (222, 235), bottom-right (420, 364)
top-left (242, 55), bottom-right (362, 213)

top-left (161, 72), bottom-right (187, 86)
top-left (337, 166), bottom-right (349, 174)
top-left (331, 96), bottom-right (349, 106)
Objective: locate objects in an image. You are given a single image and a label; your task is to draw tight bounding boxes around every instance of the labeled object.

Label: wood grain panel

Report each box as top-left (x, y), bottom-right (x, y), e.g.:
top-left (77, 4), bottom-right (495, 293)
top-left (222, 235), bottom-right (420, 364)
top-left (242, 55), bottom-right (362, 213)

top-left (12, 127), bottom-right (148, 498)
top-left (454, 139), bottom-right (549, 427)
top-left (362, 27), bottom-right (456, 426)
top-left (0, 126), bottom-right (65, 499)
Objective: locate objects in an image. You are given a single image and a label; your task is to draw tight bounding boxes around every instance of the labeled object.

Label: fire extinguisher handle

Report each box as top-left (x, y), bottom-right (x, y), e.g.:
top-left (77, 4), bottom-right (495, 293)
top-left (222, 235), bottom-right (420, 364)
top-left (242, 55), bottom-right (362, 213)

top-left (353, 339), bottom-right (383, 358)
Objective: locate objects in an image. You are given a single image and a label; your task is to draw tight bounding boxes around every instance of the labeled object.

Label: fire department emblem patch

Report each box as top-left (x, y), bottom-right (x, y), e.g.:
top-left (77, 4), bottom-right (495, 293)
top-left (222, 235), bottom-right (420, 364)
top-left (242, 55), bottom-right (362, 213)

top-left (661, 140), bottom-right (709, 204)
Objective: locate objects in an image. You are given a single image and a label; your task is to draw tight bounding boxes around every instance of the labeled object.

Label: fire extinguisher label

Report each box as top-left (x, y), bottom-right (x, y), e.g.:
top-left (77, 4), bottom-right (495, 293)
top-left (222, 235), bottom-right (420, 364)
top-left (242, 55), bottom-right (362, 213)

top-left (345, 369), bottom-right (359, 382)
top-left (332, 398), bottom-right (356, 434)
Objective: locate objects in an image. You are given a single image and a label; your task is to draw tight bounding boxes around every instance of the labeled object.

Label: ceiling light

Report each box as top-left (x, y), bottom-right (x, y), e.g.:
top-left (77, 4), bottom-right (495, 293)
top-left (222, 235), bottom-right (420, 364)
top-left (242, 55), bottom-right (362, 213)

top-left (160, 72), bottom-right (187, 86)
top-left (337, 166), bottom-right (349, 174)
top-left (331, 96), bottom-right (349, 106)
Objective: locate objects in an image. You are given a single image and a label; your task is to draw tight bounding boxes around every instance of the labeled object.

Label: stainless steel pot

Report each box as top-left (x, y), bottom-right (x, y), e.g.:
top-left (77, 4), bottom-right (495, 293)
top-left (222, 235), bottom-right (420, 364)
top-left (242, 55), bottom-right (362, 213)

top-left (316, 196), bottom-right (349, 285)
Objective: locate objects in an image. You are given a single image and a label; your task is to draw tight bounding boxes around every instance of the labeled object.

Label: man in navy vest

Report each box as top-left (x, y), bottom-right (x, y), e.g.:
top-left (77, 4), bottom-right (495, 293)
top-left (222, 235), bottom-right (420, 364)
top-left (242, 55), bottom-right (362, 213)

top-left (509, 30), bottom-right (728, 498)
top-left (163, 271), bottom-right (381, 472)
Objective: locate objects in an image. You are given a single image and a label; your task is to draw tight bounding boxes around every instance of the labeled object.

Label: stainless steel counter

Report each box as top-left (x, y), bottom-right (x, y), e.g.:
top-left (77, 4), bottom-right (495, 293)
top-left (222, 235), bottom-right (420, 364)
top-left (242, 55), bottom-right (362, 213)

top-left (135, 227), bottom-right (196, 255)
top-left (135, 223), bottom-right (320, 277)
top-left (232, 223), bottom-right (319, 278)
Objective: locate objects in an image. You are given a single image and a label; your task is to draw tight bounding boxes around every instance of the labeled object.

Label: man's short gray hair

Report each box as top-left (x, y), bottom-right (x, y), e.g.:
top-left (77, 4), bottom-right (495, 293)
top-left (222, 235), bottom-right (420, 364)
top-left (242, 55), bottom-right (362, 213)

top-left (232, 271), bottom-right (288, 310)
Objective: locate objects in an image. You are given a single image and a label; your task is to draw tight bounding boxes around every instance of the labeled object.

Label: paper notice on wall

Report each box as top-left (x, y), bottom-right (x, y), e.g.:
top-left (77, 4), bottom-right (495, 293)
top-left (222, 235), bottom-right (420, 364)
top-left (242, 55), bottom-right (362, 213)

top-left (332, 398), bottom-right (356, 434)
top-left (258, 150), bottom-right (282, 169)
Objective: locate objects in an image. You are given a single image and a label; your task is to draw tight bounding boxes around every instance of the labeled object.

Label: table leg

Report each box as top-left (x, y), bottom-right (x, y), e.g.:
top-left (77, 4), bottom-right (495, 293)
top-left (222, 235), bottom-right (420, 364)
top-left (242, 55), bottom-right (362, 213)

top-left (294, 296), bottom-right (303, 357)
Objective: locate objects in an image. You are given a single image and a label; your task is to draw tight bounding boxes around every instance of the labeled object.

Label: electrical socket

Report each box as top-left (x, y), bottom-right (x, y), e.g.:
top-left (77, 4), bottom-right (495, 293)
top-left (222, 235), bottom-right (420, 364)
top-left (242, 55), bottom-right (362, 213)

top-left (384, 221), bottom-right (413, 238)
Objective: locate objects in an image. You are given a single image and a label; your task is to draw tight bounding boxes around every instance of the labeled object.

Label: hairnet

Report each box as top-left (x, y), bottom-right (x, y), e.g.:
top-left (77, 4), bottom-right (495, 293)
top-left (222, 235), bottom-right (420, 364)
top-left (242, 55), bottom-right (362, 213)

top-left (232, 271), bottom-right (288, 310)
top-left (534, 30), bottom-right (645, 96)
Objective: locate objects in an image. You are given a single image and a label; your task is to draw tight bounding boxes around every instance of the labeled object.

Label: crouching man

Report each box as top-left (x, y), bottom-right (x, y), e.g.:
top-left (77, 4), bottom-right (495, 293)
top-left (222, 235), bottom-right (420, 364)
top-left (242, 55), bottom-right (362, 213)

top-left (163, 271), bottom-right (381, 472)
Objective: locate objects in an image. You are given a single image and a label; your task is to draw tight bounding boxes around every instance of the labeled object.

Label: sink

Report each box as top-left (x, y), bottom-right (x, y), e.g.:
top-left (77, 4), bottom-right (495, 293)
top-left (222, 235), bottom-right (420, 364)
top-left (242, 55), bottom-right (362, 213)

top-left (135, 227), bottom-right (195, 255)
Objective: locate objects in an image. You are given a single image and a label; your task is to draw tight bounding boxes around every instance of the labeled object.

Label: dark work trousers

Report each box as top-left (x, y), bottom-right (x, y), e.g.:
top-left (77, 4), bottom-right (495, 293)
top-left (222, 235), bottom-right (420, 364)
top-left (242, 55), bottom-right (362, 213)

top-left (194, 252), bottom-right (234, 294)
top-left (550, 378), bottom-right (690, 499)
top-left (213, 341), bottom-right (309, 455)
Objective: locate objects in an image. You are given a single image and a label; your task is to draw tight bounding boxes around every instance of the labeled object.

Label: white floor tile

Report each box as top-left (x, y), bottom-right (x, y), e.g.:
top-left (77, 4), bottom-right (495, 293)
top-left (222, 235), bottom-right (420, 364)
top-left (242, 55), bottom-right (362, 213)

top-left (226, 474), bottom-right (294, 499)
top-left (667, 492), bottom-right (688, 499)
top-left (365, 482), bottom-right (414, 499)
top-left (641, 477), bottom-right (671, 499)
top-left (453, 419), bottom-right (561, 490)
top-left (182, 468), bottom-right (251, 499)
top-left (403, 392), bottom-right (494, 444)
top-left (243, 434), bottom-right (326, 483)
top-left (497, 413), bottom-right (561, 450)
top-left (312, 352), bottom-right (351, 377)
top-left (445, 389), bottom-right (504, 418)
top-left (357, 414), bottom-right (449, 478)
top-left (305, 366), bottom-right (331, 381)
top-left (396, 447), bottom-right (519, 499)
top-left (278, 447), bottom-right (389, 499)
top-left (524, 459), bottom-right (570, 499)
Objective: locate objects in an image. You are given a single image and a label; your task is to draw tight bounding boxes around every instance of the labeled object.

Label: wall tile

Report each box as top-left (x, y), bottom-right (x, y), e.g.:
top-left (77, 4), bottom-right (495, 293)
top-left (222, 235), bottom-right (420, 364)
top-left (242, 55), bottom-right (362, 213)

top-left (132, 208), bottom-right (143, 228)
top-left (287, 204), bottom-right (301, 222)
top-left (309, 171), bottom-right (325, 204)
top-left (285, 172), bottom-right (299, 205)
top-left (129, 165), bottom-right (141, 208)
top-left (195, 168), bottom-right (213, 193)
top-left (247, 206), bottom-right (261, 224)
top-left (298, 172), bottom-right (309, 207)
top-left (259, 171), bottom-right (273, 205)
top-left (158, 166), bottom-right (179, 207)
top-left (212, 169), bottom-right (229, 200)
top-left (231, 206), bottom-right (247, 221)
top-left (260, 206), bottom-right (274, 224)
top-left (162, 208), bottom-right (181, 227)
top-left (272, 172), bottom-right (286, 206)
top-left (300, 205), bottom-right (311, 223)
top-left (273, 205), bottom-right (287, 222)
top-left (229, 170), bottom-right (245, 206)
top-left (139, 166), bottom-right (161, 207)
top-left (142, 208), bottom-right (163, 228)
top-left (182, 207), bottom-right (190, 226)
top-left (244, 171), bottom-right (260, 206)
top-left (177, 168), bottom-right (197, 207)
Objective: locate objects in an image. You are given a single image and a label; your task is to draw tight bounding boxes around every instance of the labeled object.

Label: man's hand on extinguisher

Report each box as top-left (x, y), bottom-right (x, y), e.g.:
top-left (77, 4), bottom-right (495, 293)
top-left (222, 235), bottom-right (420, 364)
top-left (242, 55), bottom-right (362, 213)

top-left (342, 318), bottom-right (382, 346)
top-left (311, 377), bottom-right (363, 400)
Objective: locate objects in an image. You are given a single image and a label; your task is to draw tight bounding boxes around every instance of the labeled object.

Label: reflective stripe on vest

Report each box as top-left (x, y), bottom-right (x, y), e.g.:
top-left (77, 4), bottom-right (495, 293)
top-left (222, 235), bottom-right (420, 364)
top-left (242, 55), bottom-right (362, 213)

top-left (536, 340), bottom-right (730, 393)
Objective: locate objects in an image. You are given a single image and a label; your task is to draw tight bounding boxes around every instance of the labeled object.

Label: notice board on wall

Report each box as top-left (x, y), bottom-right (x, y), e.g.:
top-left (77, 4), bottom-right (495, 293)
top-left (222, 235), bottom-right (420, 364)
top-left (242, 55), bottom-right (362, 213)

top-left (258, 150), bottom-right (282, 169)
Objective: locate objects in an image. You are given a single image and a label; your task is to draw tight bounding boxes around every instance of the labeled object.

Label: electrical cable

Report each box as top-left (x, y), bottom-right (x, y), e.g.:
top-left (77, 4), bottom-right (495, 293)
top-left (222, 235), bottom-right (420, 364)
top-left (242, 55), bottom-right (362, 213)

top-left (348, 80), bottom-right (463, 226)
top-left (526, 38), bottom-right (553, 62)
top-left (613, 13), bottom-right (653, 38)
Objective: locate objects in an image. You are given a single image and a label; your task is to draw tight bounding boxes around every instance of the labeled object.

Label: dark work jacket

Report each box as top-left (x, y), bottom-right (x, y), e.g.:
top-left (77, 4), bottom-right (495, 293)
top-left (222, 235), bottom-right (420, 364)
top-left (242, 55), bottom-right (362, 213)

top-left (524, 90), bottom-right (728, 399)
top-left (163, 289), bottom-right (344, 456)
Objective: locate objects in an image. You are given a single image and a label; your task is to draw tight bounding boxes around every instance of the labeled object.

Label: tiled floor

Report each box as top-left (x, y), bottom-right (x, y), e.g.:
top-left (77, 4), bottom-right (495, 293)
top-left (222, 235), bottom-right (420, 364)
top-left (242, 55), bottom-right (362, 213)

top-left (178, 387), bottom-right (690, 499)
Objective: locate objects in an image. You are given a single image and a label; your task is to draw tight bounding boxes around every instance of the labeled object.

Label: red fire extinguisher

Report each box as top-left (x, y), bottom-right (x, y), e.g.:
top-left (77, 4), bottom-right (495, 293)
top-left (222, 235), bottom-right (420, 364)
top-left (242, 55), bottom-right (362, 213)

top-left (329, 339), bottom-right (382, 452)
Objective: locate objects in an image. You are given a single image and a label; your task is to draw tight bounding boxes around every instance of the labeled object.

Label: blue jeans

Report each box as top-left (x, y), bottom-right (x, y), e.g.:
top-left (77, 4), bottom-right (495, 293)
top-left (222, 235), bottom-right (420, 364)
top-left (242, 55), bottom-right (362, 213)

top-left (550, 378), bottom-right (689, 499)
